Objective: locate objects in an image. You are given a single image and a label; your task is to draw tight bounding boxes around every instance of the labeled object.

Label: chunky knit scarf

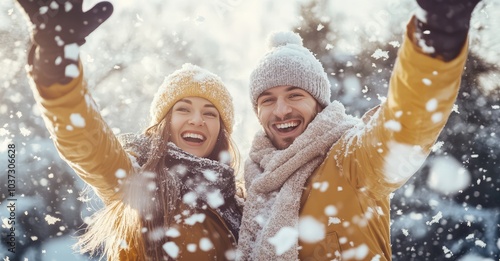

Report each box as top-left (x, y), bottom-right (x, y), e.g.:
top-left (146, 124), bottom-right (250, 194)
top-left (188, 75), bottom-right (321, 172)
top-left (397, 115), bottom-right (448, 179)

top-left (165, 143), bottom-right (241, 239)
top-left (119, 134), bottom-right (241, 239)
top-left (237, 101), bottom-right (360, 260)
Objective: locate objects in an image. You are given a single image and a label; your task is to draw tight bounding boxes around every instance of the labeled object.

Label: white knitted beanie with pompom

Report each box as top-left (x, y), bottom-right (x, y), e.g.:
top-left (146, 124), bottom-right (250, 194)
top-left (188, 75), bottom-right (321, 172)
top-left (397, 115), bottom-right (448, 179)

top-left (249, 31), bottom-right (331, 112)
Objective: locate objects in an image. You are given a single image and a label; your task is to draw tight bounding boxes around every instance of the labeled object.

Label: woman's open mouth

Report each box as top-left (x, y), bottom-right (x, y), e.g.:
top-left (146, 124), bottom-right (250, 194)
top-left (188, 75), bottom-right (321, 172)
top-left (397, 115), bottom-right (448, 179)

top-left (182, 132), bottom-right (206, 144)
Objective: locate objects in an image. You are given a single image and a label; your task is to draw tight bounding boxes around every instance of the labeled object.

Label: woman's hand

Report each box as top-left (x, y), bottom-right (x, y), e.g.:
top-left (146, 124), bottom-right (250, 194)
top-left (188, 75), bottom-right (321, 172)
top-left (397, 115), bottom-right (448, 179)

top-left (17, 0), bottom-right (113, 47)
top-left (15, 0), bottom-right (114, 86)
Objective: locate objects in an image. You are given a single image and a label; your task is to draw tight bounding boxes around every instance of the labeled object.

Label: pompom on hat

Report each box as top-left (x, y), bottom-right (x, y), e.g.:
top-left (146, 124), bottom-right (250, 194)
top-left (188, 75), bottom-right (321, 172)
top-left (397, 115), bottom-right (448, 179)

top-left (249, 31), bottom-right (331, 112)
top-left (149, 63), bottom-right (234, 133)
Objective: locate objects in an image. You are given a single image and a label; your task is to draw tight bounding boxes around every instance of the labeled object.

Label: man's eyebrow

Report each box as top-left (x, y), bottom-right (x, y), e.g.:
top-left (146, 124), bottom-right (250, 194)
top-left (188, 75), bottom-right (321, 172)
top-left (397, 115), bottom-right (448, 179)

top-left (257, 86), bottom-right (304, 99)
top-left (286, 86), bottom-right (302, 92)
top-left (259, 91), bottom-right (272, 97)
top-left (259, 86), bottom-right (303, 98)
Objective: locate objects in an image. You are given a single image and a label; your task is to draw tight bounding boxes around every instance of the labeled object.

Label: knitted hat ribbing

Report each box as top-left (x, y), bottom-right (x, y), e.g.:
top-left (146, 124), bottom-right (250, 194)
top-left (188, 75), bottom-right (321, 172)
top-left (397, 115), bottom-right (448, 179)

top-left (249, 31), bottom-right (331, 112)
top-left (149, 63), bottom-right (234, 133)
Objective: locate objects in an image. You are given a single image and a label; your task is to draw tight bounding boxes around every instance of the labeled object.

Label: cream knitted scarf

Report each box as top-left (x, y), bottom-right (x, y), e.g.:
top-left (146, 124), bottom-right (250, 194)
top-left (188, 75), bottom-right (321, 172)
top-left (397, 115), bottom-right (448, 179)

top-left (237, 101), bottom-right (361, 260)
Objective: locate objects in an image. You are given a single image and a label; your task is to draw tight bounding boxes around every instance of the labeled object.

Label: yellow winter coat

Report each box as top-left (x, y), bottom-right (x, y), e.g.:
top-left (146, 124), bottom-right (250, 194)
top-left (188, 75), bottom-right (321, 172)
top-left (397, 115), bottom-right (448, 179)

top-left (30, 68), bottom-right (237, 260)
top-left (298, 27), bottom-right (468, 260)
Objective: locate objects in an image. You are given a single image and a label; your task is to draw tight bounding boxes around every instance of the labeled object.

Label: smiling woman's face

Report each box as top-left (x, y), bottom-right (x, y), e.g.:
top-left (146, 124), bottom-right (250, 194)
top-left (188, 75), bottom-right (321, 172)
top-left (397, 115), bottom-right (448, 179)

top-left (169, 97), bottom-right (221, 158)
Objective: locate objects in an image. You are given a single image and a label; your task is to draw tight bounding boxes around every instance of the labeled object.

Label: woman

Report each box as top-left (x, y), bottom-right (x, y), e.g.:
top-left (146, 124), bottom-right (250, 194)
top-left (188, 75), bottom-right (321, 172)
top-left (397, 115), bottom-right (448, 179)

top-left (75, 64), bottom-right (243, 260)
top-left (15, 0), bottom-right (242, 259)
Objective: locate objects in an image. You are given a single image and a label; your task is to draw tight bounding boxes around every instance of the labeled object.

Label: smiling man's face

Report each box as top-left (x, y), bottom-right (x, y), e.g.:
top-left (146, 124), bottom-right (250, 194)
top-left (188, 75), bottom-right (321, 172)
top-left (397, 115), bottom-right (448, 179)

top-left (256, 85), bottom-right (321, 150)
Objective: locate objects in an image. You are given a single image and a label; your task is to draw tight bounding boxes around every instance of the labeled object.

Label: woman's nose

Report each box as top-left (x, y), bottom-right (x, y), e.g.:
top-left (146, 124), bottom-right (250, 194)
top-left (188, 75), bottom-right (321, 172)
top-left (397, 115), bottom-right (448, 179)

top-left (188, 112), bottom-right (204, 126)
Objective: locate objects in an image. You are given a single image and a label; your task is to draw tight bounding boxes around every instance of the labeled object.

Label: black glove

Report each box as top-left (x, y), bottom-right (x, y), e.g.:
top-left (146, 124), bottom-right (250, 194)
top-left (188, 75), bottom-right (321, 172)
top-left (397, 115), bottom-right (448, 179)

top-left (16, 0), bottom-right (113, 86)
top-left (414, 0), bottom-right (481, 61)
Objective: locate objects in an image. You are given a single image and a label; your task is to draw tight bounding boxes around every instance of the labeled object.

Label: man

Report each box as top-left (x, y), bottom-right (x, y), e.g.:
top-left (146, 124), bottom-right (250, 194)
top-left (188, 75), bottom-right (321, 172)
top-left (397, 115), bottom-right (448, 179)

top-left (238, 0), bottom-right (481, 260)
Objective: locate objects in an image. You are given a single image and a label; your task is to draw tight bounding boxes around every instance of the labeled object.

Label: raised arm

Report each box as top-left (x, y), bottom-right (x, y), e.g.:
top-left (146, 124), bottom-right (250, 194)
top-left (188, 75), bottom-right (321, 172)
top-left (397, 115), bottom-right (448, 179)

top-left (16, 0), bottom-right (133, 203)
top-left (339, 0), bottom-right (480, 198)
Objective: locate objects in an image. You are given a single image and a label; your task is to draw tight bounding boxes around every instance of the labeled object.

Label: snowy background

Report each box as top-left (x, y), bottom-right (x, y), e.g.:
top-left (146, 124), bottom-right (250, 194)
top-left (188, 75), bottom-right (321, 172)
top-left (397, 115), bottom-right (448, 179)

top-left (1, 0), bottom-right (499, 260)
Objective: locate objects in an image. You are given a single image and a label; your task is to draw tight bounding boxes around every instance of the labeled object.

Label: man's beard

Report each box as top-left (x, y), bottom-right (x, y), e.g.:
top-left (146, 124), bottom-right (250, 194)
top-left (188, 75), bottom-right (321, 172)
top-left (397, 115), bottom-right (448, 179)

top-left (272, 136), bottom-right (295, 150)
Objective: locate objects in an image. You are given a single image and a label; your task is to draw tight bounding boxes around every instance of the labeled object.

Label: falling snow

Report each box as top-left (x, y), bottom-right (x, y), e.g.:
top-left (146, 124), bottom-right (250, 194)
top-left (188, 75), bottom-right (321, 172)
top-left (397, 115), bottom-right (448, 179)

top-left (422, 78), bottom-right (432, 86)
top-left (426, 211), bottom-right (443, 225)
top-left (184, 213), bottom-right (206, 225)
top-left (162, 242), bottom-right (179, 258)
top-left (383, 120), bottom-right (402, 132)
top-left (371, 49), bottom-right (389, 60)
top-left (298, 216), bottom-right (325, 243)
top-left (44, 215), bottom-right (61, 225)
top-left (69, 113), bottom-right (85, 128)
top-left (115, 168), bottom-right (127, 179)
top-left (426, 98), bottom-right (438, 112)
top-left (427, 156), bottom-right (471, 195)
top-left (312, 181), bottom-right (329, 192)
top-left (199, 237), bottom-right (214, 252)
top-left (342, 244), bottom-right (370, 260)
top-left (206, 190), bottom-right (224, 208)
top-left (267, 227), bottom-right (298, 256)
top-left (165, 228), bottom-right (181, 238)
top-left (1, 0), bottom-right (499, 260)
top-left (324, 205), bottom-right (338, 216)
top-left (182, 191), bottom-right (198, 205)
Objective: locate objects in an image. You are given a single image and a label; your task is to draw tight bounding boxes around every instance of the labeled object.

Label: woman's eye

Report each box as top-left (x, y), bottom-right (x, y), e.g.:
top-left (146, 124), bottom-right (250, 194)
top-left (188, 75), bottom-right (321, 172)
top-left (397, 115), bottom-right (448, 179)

top-left (176, 107), bottom-right (189, 112)
top-left (204, 112), bottom-right (218, 118)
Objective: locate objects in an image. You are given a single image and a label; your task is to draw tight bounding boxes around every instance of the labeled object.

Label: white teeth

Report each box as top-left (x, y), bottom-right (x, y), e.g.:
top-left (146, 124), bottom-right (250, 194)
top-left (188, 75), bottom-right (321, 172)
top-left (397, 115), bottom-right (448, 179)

top-left (276, 122), bottom-right (299, 129)
top-left (182, 133), bottom-right (205, 141)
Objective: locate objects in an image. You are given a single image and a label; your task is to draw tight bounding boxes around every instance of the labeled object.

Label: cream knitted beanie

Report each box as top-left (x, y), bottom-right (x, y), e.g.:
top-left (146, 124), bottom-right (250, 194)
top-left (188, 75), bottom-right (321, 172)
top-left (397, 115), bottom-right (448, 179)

top-left (249, 31), bottom-right (331, 112)
top-left (149, 63), bottom-right (234, 133)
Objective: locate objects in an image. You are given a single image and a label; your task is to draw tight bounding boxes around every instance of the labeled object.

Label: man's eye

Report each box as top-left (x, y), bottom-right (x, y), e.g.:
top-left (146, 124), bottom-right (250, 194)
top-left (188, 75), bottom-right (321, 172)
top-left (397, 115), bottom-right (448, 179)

top-left (260, 98), bottom-right (273, 104)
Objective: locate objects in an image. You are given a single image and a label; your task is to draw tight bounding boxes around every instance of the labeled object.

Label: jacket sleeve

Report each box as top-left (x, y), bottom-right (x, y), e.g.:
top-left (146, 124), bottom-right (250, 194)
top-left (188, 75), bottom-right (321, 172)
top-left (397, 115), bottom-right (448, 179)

top-left (337, 20), bottom-right (469, 199)
top-left (30, 66), bottom-right (134, 204)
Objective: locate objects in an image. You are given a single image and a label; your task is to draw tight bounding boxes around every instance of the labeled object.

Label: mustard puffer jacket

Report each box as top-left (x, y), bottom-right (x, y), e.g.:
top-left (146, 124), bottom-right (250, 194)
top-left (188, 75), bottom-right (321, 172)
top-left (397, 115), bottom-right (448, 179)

top-left (298, 27), bottom-right (468, 260)
top-left (30, 68), bottom-right (237, 260)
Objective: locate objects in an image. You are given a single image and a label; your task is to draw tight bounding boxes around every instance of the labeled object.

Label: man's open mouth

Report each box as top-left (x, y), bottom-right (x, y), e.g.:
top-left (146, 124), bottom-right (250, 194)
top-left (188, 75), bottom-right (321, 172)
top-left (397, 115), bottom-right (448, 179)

top-left (274, 120), bottom-right (300, 133)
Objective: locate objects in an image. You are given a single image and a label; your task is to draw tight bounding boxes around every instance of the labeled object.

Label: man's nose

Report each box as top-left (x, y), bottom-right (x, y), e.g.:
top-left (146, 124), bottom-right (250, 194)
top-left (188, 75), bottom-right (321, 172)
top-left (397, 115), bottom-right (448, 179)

top-left (273, 98), bottom-right (292, 119)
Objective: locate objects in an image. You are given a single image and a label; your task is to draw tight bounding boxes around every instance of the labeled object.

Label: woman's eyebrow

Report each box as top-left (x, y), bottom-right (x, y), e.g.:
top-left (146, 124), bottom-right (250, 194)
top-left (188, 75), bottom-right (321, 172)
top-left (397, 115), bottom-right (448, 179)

top-left (178, 98), bottom-right (192, 104)
top-left (179, 98), bottom-right (216, 108)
